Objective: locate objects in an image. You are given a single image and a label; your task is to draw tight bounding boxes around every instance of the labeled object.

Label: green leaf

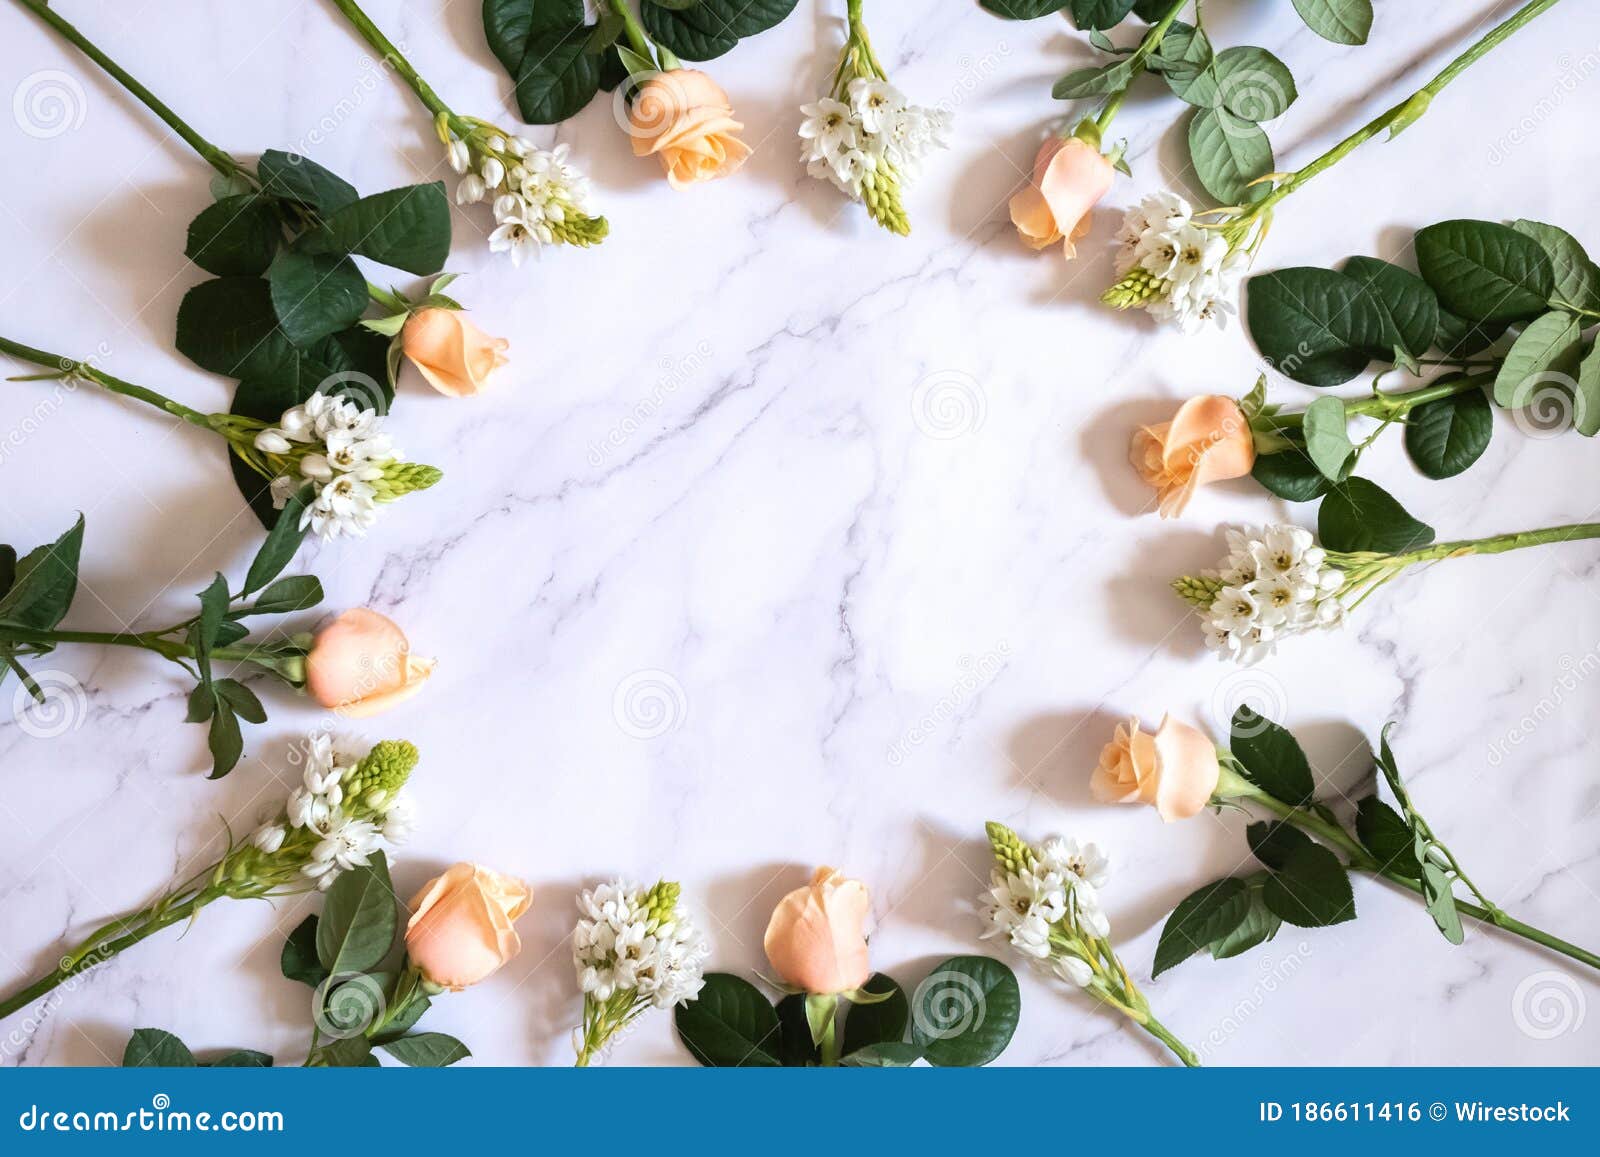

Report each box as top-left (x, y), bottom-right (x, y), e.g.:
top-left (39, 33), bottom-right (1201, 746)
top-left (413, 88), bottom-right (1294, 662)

top-left (1302, 396), bottom-right (1355, 480)
top-left (978, 0), bottom-right (1070, 17)
top-left (1209, 886), bottom-right (1282, 960)
top-left (1213, 46), bottom-right (1296, 122)
top-left (1404, 384), bottom-right (1492, 479)
top-left (840, 1041), bottom-right (923, 1066)
top-left (0, 545), bottom-right (15, 600)
top-left (1492, 310), bottom-right (1583, 408)
top-left (1262, 842), bottom-right (1356, 928)
top-left (1317, 477), bottom-right (1436, 553)
top-left (248, 575), bottom-right (324, 616)
top-left (309, 184), bottom-right (451, 276)
top-left (1576, 344), bottom-right (1600, 437)
top-left (673, 973), bottom-right (782, 1066)
top-left (1434, 306), bottom-right (1507, 359)
top-left (1511, 219), bottom-right (1600, 314)
top-left (185, 195), bottom-right (282, 277)
top-left (1421, 860), bottom-right (1464, 945)
top-left (1246, 820), bottom-right (1315, 871)
top-left (1354, 797), bottom-right (1422, 879)
top-left (0, 515), bottom-right (83, 631)
top-left (242, 496), bottom-right (311, 592)
top-left (1291, 0), bottom-right (1372, 44)
top-left (482, 0), bottom-right (585, 74)
top-left (1155, 22), bottom-right (1218, 107)
top-left (317, 1036), bottom-right (375, 1067)
top-left (268, 250), bottom-right (368, 347)
top-left (206, 701), bottom-right (243, 779)
top-left (1245, 268), bottom-right (1387, 387)
top-left (316, 854), bottom-right (399, 977)
top-left (257, 150), bottom-right (359, 215)
top-left (1052, 60), bottom-right (1135, 100)
top-left (642, 0), bottom-right (798, 60)
top-left (774, 993), bottom-right (822, 1066)
top-left (1251, 449), bottom-right (1330, 502)
top-left (192, 572), bottom-right (231, 669)
top-left (1187, 107), bottom-right (1273, 205)
top-left (281, 915), bottom-right (328, 987)
top-left (1153, 877), bottom-right (1250, 976)
top-left (1415, 219), bottom-right (1554, 323)
top-left (214, 678), bottom-right (267, 725)
top-left (512, 22), bottom-right (606, 124)
top-left (380, 1033), bottom-right (471, 1067)
top-left (123, 1029), bottom-right (196, 1067)
top-left (176, 277), bottom-right (336, 391)
top-left (910, 956), bottom-right (1020, 1067)
top-left (185, 684), bottom-right (216, 724)
top-left (841, 973), bottom-right (909, 1055)
top-left (1067, 0), bottom-right (1137, 29)
top-left (209, 1049), bottom-right (273, 1067)
top-left (1230, 706), bottom-right (1316, 806)
top-left (1341, 256), bottom-right (1440, 362)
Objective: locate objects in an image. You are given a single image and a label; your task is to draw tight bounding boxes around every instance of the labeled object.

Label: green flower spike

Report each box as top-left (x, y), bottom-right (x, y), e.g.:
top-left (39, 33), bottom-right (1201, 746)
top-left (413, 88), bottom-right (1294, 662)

top-left (1101, 267), bottom-right (1167, 310)
top-left (985, 821), bottom-right (1037, 876)
top-left (1173, 575), bottom-right (1224, 608)
top-left (346, 740), bottom-right (420, 812)
top-left (641, 880), bottom-right (681, 931)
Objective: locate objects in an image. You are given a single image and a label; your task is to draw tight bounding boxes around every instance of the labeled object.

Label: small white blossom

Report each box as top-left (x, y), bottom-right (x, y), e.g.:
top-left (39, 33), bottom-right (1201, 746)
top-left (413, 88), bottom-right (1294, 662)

top-left (1196, 525), bottom-right (1349, 663)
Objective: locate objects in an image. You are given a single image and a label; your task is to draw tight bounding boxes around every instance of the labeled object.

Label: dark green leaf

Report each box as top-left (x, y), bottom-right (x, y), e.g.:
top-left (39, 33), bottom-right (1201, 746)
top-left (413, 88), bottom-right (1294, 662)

top-left (317, 1036), bottom-right (375, 1067)
top-left (281, 915), bottom-right (328, 987)
top-left (1415, 219), bottom-right (1554, 323)
top-left (1153, 877), bottom-right (1250, 976)
top-left (1230, 706), bottom-right (1316, 806)
top-left (841, 1041), bottom-right (924, 1066)
top-left (841, 973), bottom-right (909, 1055)
top-left (176, 277), bottom-right (338, 391)
top-left (380, 1032), bottom-right (471, 1067)
top-left (206, 701), bottom-right (243, 779)
top-left (1341, 256), bottom-right (1440, 361)
top-left (774, 994), bottom-right (821, 1066)
top-left (1067, 0), bottom-right (1137, 29)
top-left (1246, 821), bottom-right (1315, 871)
top-left (268, 250), bottom-right (368, 346)
top-left (309, 184), bottom-right (451, 276)
top-left (979, 0), bottom-right (1070, 17)
top-left (642, 0), bottom-right (799, 61)
top-left (185, 195), bottom-right (282, 277)
top-left (512, 22), bottom-right (606, 124)
top-left (1262, 842), bottom-right (1356, 928)
top-left (1355, 796), bottom-right (1422, 879)
top-left (482, 0), bottom-right (585, 74)
top-left (1187, 107), bottom-right (1272, 205)
top-left (185, 683), bottom-right (216, 724)
top-left (673, 973), bottom-right (782, 1066)
top-left (1492, 310), bottom-right (1583, 408)
top-left (242, 495), bottom-right (311, 591)
top-left (1291, 0), bottom-right (1372, 44)
top-left (123, 1028), bottom-right (196, 1067)
top-left (210, 1049), bottom-right (273, 1067)
top-left (1317, 477), bottom-right (1436, 553)
top-left (1209, 886), bottom-right (1282, 959)
top-left (214, 678), bottom-right (267, 725)
top-left (910, 956), bottom-right (1020, 1067)
top-left (258, 150), bottom-right (359, 215)
top-left (316, 853), bottom-right (399, 976)
top-left (249, 575), bottom-right (323, 615)
top-left (0, 545), bottom-right (15, 599)
top-left (1251, 449), bottom-right (1330, 502)
top-left (1434, 307), bottom-right (1507, 359)
top-left (0, 515), bottom-right (83, 631)
top-left (1404, 384), bottom-right (1492, 479)
top-left (1245, 268), bottom-right (1387, 387)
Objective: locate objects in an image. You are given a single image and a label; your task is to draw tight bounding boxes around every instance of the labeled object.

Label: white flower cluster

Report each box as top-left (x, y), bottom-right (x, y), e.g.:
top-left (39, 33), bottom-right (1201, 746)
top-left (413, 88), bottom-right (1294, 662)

top-left (982, 837), bottom-right (1111, 988)
top-left (254, 392), bottom-right (398, 541)
top-left (1113, 192), bottom-right (1250, 333)
top-left (573, 881), bottom-right (709, 1010)
top-left (798, 79), bottom-right (949, 200)
top-left (1200, 525), bottom-right (1347, 664)
top-left (449, 135), bottom-right (600, 266)
top-left (250, 734), bottom-right (417, 890)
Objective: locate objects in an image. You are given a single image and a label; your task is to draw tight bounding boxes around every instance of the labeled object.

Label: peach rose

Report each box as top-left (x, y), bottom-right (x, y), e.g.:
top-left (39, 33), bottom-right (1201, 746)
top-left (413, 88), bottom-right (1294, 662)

top-left (1092, 715), bottom-right (1220, 822)
top-left (1009, 136), bottom-right (1115, 257)
top-left (406, 863), bottom-right (532, 991)
top-left (305, 608), bottom-right (434, 718)
top-left (763, 866), bottom-right (870, 994)
top-left (401, 308), bottom-right (509, 398)
top-left (629, 69), bottom-right (751, 188)
top-left (1130, 395), bottom-right (1257, 518)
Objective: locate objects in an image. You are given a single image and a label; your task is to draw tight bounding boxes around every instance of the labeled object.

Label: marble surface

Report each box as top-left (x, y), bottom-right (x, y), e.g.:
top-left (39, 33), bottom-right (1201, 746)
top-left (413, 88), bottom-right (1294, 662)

top-left (1, 0), bottom-right (1598, 1068)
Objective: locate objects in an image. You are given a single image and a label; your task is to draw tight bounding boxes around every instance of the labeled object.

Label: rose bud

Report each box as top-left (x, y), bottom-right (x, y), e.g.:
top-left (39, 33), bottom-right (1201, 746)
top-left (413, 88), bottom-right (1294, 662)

top-left (305, 608), bottom-right (434, 718)
top-left (401, 307), bottom-right (510, 398)
top-left (628, 69), bottom-right (751, 189)
top-left (763, 866), bottom-right (871, 995)
top-left (1130, 395), bottom-right (1257, 517)
top-left (1092, 715), bottom-right (1221, 823)
top-left (1009, 136), bottom-right (1115, 258)
top-left (406, 863), bottom-right (532, 991)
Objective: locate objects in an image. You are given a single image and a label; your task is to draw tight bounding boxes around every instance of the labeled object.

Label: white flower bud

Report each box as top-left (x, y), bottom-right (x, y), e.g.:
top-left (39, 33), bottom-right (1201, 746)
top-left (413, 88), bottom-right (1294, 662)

top-left (251, 825), bottom-right (286, 854)
top-left (254, 429), bottom-right (293, 454)
top-left (509, 136), bottom-right (533, 157)
top-left (481, 157), bottom-right (506, 188)
top-left (487, 135), bottom-right (506, 153)
top-left (300, 454), bottom-right (333, 482)
top-left (456, 175), bottom-right (487, 205)
top-left (447, 139), bottom-right (470, 173)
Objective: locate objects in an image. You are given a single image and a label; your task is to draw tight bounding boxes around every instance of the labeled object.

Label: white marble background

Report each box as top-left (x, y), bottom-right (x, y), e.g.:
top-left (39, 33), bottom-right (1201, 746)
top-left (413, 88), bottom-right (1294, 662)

top-left (1, 0), bottom-right (1597, 1067)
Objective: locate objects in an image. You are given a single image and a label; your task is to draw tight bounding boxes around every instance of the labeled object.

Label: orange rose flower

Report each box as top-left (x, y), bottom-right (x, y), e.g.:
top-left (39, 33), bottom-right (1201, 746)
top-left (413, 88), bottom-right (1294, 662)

top-left (400, 308), bottom-right (509, 398)
top-left (406, 863), bottom-right (532, 991)
top-left (1092, 715), bottom-right (1220, 822)
top-left (1009, 136), bottom-right (1116, 258)
top-left (1130, 395), bottom-right (1257, 517)
top-left (763, 866), bottom-right (871, 994)
top-left (304, 608), bottom-right (433, 718)
top-left (629, 69), bottom-right (751, 188)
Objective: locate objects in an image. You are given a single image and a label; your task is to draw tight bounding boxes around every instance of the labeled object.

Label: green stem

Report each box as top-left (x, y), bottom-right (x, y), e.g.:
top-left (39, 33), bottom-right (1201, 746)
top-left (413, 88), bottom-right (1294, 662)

top-left (817, 1000), bottom-right (841, 1067)
top-left (325, 0), bottom-right (452, 121)
top-left (1093, 0), bottom-right (1188, 135)
top-left (1139, 1013), bottom-right (1200, 1067)
top-left (1259, 0), bottom-right (1561, 210)
top-left (0, 336), bottom-right (212, 427)
top-left (13, 0), bottom-right (244, 180)
top-left (0, 891), bottom-right (217, 1022)
top-left (1396, 522), bottom-right (1600, 567)
top-left (607, 0), bottom-right (656, 65)
top-left (1267, 373), bottom-right (1489, 431)
top-left (1250, 794), bottom-right (1600, 972)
